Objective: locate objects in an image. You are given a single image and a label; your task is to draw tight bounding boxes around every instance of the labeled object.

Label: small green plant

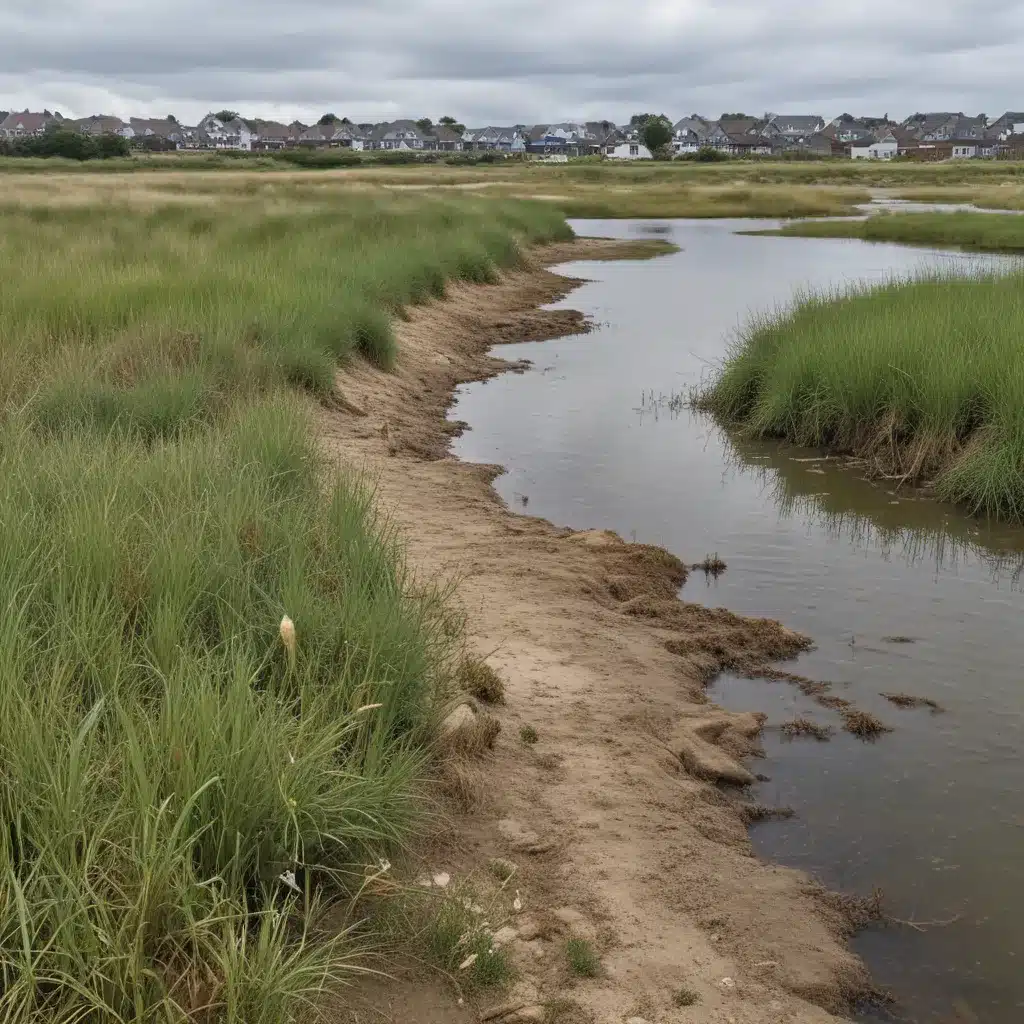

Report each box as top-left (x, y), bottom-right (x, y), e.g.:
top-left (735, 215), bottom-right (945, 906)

top-left (565, 937), bottom-right (601, 978)
top-left (489, 858), bottom-right (517, 883)
top-left (460, 657), bottom-right (506, 703)
top-left (424, 895), bottom-right (513, 989)
top-left (673, 985), bottom-right (701, 1006)
top-left (520, 724), bottom-right (539, 745)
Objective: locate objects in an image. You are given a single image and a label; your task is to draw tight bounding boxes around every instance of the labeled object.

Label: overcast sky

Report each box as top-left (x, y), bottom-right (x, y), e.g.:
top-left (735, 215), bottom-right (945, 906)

top-left (1, 0), bottom-right (1022, 126)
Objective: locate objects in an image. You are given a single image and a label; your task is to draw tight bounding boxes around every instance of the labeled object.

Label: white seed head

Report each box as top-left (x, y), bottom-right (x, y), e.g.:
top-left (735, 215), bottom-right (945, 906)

top-left (279, 615), bottom-right (296, 654)
top-left (458, 953), bottom-right (478, 971)
top-left (278, 870), bottom-right (301, 894)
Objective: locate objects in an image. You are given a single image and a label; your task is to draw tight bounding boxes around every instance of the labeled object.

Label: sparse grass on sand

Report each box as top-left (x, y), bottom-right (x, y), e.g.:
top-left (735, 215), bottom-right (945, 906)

top-left (0, 181), bottom-right (571, 1020)
top-left (697, 267), bottom-right (1024, 522)
top-left (747, 210), bottom-right (1024, 252)
top-left (520, 725), bottom-right (540, 745)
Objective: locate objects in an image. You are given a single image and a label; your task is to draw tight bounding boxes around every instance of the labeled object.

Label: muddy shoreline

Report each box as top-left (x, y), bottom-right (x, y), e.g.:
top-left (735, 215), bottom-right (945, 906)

top-left (320, 238), bottom-right (877, 1022)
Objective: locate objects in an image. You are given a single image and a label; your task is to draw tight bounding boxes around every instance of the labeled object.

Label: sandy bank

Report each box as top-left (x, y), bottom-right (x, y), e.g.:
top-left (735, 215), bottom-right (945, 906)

top-left (319, 238), bottom-right (870, 1024)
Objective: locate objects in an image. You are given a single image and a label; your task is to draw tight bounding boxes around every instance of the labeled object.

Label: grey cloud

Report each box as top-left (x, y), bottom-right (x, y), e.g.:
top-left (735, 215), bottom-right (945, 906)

top-left (0, 0), bottom-right (1022, 124)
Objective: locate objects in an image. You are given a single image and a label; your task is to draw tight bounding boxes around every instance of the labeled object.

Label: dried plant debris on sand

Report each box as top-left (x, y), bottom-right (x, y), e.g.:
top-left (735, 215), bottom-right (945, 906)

top-left (881, 692), bottom-right (945, 712)
top-left (841, 709), bottom-right (893, 739)
top-left (780, 717), bottom-right (834, 741)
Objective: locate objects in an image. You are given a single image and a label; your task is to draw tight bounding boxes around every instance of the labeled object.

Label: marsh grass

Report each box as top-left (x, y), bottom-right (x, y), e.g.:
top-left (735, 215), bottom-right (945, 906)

top-left (0, 184), bottom-right (572, 1019)
top-left (750, 210), bottom-right (1024, 252)
top-left (698, 270), bottom-right (1024, 521)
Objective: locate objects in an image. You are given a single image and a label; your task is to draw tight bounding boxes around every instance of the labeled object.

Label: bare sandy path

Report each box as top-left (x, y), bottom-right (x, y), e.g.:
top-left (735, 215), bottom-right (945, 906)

top-left (320, 239), bottom-right (865, 1024)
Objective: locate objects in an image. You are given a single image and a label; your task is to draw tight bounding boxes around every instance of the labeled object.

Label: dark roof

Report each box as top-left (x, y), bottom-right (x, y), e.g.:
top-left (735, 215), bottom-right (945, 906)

top-left (0, 110), bottom-right (63, 133)
top-left (718, 117), bottom-right (763, 136)
top-left (770, 114), bottom-right (824, 133)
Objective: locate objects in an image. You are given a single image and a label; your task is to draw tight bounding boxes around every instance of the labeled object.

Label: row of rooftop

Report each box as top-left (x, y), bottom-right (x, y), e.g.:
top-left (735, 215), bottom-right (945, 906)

top-left (2, 109), bottom-right (1024, 159)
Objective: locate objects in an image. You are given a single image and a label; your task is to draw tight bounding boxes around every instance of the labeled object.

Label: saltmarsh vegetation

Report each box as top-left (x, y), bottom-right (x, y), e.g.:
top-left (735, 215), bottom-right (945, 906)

top-left (0, 185), bottom-right (571, 1020)
top-left (749, 210), bottom-right (1024, 252)
top-left (699, 268), bottom-right (1024, 522)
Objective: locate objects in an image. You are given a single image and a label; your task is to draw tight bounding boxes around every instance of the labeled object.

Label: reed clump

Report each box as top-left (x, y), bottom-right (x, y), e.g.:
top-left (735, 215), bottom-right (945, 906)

top-left (0, 185), bottom-right (572, 1020)
top-left (751, 210), bottom-right (1024, 252)
top-left (698, 269), bottom-right (1024, 522)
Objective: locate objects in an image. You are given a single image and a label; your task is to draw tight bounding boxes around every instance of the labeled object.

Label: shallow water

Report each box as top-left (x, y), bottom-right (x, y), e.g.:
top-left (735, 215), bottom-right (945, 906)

top-left (450, 218), bottom-right (1024, 1023)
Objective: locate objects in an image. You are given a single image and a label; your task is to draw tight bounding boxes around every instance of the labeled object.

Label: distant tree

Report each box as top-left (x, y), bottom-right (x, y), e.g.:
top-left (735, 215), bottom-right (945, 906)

top-left (214, 110), bottom-right (239, 122)
top-left (340, 116), bottom-right (352, 124)
top-left (318, 112), bottom-right (339, 125)
top-left (719, 112), bottom-right (749, 120)
top-left (95, 132), bottom-right (130, 158)
top-left (639, 116), bottom-right (673, 157)
top-left (630, 112), bottom-right (669, 128)
top-left (439, 115), bottom-right (465, 134)
top-left (416, 117), bottom-right (434, 132)
top-left (166, 114), bottom-right (178, 123)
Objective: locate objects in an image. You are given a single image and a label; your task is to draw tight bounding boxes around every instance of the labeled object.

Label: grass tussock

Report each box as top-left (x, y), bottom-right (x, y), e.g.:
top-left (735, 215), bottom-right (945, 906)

top-left (0, 183), bottom-right (573, 1020)
top-left (697, 270), bottom-right (1024, 522)
top-left (519, 725), bottom-right (540, 745)
top-left (460, 657), bottom-right (507, 704)
top-left (750, 210), bottom-right (1024, 252)
top-left (673, 985), bottom-right (701, 1007)
top-left (564, 937), bottom-right (602, 978)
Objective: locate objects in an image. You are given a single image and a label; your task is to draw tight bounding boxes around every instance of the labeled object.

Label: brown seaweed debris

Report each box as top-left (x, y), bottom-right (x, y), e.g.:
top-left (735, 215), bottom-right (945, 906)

top-left (881, 636), bottom-right (916, 644)
top-left (841, 709), bottom-right (893, 739)
top-left (780, 717), bottom-right (834, 741)
top-left (739, 803), bottom-right (796, 823)
top-left (817, 695), bottom-right (853, 711)
top-left (881, 692), bottom-right (944, 713)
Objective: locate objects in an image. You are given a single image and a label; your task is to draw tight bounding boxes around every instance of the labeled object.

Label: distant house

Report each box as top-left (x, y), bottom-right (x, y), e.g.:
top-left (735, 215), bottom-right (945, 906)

top-left (295, 121), bottom-right (364, 149)
top-left (0, 109), bottom-right (64, 138)
top-left (466, 126), bottom-right (527, 152)
top-left (526, 123), bottom-right (602, 157)
top-left (765, 114), bottom-right (826, 140)
top-left (129, 117), bottom-right (185, 146)
top-left (672, 116), bottom-right (711, 155)
top-left (850, 131), bottom-right (898, 159)
top-left (191, 113), bottom-right (255, 151)
top-left (72, 115), bottom-right (132, 138)
top-left (722, 133), bottom-right (772, 156)
top-left (249, 120), bottom-right (300, 150)
top-left (607, 140), bottom-right (652, 160)
top-left (367, 120), bottom-right (429, 150)
top-left (988, 111), bottom-right (1024, 140)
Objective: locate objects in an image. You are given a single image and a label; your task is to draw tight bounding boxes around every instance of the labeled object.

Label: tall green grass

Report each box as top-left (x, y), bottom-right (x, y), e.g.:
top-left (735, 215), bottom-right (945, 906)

top-left (0, 190), bottom-right (572, 1020)
top-left (699, 271), bottom-right (1024, 521)
top-left (749, 210), bottom-right (1024, 252)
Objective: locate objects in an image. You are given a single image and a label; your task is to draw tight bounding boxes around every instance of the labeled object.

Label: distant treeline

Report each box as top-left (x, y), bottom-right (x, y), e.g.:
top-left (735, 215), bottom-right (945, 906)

top-left (0, 129), bottom-right (131, 160)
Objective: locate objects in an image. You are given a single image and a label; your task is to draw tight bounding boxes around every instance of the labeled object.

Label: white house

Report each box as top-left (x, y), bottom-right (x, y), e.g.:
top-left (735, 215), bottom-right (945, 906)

top-left (850, 132), bottom-right (898, 159)
top-left (196, 113), bottom-right (255, 151)
top-left (607, 140), bottom-right (652, 160)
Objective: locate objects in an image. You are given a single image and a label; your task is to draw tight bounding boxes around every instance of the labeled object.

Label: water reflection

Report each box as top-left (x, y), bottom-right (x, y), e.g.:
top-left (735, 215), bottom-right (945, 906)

top-left (722, 431), bottom-right (1024, 586)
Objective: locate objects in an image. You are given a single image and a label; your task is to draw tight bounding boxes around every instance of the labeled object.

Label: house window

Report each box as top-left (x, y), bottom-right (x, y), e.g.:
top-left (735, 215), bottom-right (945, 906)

top-left (629, 144), bottom-right (638, 155)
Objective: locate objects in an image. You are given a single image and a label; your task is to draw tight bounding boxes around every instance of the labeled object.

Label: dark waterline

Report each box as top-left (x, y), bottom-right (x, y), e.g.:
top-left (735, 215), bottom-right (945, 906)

top-left (450, 218), bottom-right (1024, 1023)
